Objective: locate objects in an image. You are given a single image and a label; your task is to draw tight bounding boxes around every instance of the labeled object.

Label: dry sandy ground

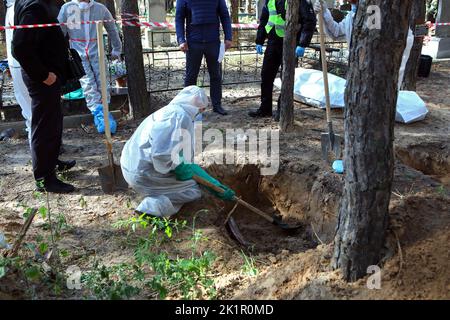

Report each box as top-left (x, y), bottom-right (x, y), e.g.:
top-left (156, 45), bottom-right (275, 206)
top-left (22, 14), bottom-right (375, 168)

top-left (0, 61), bottom-right (449, 300)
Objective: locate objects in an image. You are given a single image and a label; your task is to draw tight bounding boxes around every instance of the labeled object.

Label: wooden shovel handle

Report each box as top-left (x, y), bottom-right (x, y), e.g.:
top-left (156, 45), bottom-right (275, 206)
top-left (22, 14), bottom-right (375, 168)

top-left (318, 0), bottom-right (332, 124)
top-left (96, 22), bottom-right (112, 145)
top-left (192, 174), bottom-right (226, 194)
top-left (192, 174), bottom-right (274, 224)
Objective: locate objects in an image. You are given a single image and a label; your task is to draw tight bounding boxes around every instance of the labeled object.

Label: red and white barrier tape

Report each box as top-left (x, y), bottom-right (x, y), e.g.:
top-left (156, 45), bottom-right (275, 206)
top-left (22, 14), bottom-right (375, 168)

top-left (0, 19), bottom-right (119, 30)
top-left (1, 17), bottom-right (448, 31)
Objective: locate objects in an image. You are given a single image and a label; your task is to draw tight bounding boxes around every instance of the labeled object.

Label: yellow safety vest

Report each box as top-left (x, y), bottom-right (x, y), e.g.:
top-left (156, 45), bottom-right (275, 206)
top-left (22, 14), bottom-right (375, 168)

top-left (265, 0), bottom-right (287, 38)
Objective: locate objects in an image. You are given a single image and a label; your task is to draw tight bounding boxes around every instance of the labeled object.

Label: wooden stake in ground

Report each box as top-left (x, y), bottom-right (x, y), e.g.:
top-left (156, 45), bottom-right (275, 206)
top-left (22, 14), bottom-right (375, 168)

top-left (121, 0), bottom-right (152, 119)
top-left (279, 0), bottom-right (300, 132)
top-left (332, 0), bottom-right (413, 281)
top-left (6, 209), bottom-right (37, 258)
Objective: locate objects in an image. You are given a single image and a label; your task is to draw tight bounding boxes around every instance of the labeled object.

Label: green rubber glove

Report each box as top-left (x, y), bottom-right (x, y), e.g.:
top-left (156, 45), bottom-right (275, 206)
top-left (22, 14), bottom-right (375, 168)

top-left (190, 164), bottom-right (235, 201)
top-left (174, 162), bottom-right (235, 201)
top-left (174, 161), bottom-right (194, 181)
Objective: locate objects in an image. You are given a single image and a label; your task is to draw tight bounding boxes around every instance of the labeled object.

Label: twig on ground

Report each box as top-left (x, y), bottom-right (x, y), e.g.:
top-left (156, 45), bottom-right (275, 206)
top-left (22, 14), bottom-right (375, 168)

top-left (6, 208), bottom-right (37, 258)
top-left (393, 230), bottom-right (404, 278)
top-left (310, 222), bottom-right (324, 245)
top-left (230, 95), bottom-right (260, 104)
top-left (224, 200), bottom-right (239, 226)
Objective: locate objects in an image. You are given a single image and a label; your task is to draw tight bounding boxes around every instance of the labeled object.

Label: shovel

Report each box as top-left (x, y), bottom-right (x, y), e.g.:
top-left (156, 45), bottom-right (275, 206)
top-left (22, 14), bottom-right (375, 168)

top-left (96, 22), bottom-right (128, 193)
top-left (192, 174), bottom-right (301, 230)
top-left (318, 1), bottom-right (343, 162)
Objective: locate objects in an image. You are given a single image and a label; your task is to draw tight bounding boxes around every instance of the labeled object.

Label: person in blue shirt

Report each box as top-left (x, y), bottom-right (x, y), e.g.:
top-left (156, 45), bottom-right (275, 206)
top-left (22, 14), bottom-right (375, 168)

top-left (249, 0), bottom-right (316, 121)
top-left (176, 0), bottom-right (232, 116)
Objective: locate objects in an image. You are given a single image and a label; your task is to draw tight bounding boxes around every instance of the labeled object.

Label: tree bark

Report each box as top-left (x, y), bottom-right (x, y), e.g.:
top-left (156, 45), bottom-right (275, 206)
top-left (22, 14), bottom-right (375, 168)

top-left (0, 1), bottom-right (5, 43)
top-left (231, 0), bottom-right (240, 46)
top-left (98, 0), bottom-right (117, 18)
top-left (401, 0), bottom-right (426, 90)
top-left (332, 0), bottom-right (413, 282)
top-left (121, 0), bottom-right (152, 119)
top-left (279, 0), bottom-right (299, 132)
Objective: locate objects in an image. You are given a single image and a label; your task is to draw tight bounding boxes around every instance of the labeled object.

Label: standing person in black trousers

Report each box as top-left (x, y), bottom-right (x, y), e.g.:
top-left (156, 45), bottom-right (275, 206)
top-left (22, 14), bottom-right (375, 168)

top-left (249, 0), bottom-right (316, 121)
top-left (175, 0), bottom-right (232, 116)
top-left (12, 0), bottom-right (76, 193)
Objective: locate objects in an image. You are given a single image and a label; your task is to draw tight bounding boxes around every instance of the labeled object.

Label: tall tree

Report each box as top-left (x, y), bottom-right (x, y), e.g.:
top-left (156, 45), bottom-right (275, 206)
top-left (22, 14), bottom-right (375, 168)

top-left (402, 0), bottom-right (426, 90)
top-left (230, 0), bottom-right (240, 46)
top-left (332, 0), bottom-right (413, 281)
top-left (121, 0), bottom-right (152, 119)
top-left (279, 0), bottom-right (299, 132)
top-left (105, 0), bottom-right (117, 18)
top-left (0, 0), bottom-right (5, 42)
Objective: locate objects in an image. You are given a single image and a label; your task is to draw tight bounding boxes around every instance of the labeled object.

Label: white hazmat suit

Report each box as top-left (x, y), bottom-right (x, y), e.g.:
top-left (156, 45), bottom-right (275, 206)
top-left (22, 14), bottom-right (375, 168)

top-left (317, 2), bottom-right (414, 90)
top-left (5, 0), bottom-right (33, 144)
top-left (58, 0), bottom-right (122, 126)
top-left (121, 86), bottom-right (209, 217)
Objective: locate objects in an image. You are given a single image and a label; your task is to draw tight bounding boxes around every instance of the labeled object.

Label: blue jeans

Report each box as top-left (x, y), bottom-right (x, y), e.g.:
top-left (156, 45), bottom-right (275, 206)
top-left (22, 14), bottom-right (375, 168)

top-left (185, 41), bottom-right (222, 108)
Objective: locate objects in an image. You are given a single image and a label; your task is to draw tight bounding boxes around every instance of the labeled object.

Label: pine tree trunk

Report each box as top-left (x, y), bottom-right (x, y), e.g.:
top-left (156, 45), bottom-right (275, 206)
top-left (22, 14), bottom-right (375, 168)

top-left (332, 0), bottom-right (413, 281)
top-left (279, 0), bottom-right (299, 132)
top-left (0, 1), bottom-right (5, 43)
top-left (98, 0), bottom-right (117, 18)
top-left (231, 0), bottom-right (240, 46)
top-left (401, 0), bottom-right (426, 90)
top-left (121, 0), bottom-right (152, 119)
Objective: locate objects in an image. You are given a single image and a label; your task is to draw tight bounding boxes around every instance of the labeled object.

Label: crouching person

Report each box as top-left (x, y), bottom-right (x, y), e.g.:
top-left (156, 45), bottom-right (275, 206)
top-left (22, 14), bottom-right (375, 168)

top-left (120, 86), bottom-right (235, 217)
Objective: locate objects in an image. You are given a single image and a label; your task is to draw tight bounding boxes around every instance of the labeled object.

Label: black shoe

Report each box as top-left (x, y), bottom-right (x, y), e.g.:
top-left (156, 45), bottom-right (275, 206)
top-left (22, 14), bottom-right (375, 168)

top-left (36, 176), bottom-right (75, 194)
top-left (213, 105), bottom-right (228, 116)
top-left (273, 110), bottom-right (280, 122)
top-left (248, 109), bottom-right (272, 118)
top-left (56, 159), bottom-right (76, 172)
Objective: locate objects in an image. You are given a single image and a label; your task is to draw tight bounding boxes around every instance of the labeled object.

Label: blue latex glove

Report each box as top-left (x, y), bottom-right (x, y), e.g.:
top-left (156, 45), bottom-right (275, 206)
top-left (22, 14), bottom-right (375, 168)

top-left (296, 46), bottom-right (305, 58)
top-left (332, 160), bottom-right (344, 174)
top-left (92, 104), bottom-right (117, 134)
top-left (256, 44), bottom-right (263, 55)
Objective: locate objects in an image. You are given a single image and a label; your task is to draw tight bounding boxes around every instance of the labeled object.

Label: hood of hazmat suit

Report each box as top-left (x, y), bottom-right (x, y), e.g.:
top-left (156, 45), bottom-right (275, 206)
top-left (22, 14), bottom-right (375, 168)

top-left (58, 0), bottom-right (122, 58)
top-left (120, 86), bottom-right (209, 217)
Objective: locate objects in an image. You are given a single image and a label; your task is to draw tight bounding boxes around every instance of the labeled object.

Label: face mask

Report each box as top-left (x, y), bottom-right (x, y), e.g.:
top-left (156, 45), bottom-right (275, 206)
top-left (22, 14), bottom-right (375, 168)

top-left (79, 2), bottom-right (90, 10)
top-left (351, 4), bottom-right (357, 13)
top-left (194, 112), bottom-right (203, 122)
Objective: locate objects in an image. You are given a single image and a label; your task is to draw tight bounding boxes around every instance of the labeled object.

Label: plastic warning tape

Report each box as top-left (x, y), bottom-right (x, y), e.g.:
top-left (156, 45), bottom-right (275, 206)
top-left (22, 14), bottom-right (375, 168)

top-left (0, 18), bottom-right (259, 31)
top-left (121, 20), bottom-right (258, 29)
top-left (1, 18), bottom-right (449, 31)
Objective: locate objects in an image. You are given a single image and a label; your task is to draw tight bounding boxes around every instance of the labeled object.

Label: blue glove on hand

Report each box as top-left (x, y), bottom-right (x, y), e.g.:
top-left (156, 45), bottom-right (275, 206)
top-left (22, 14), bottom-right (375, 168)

top-left (256, 44), bottom-right (263, 55)
top-left (92, 104), bottom-right (117, 134)
top-left (332, 160), bottom-right (344, 174)
top-left (296, 46), bottom-right (305, 58)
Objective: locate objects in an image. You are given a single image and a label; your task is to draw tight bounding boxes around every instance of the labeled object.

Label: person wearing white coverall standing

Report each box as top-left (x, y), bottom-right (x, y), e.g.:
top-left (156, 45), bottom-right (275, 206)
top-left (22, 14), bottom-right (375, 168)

top-left (5, 0), bottom-right (33, 143)
top-left (313, 0), bottom-right (414, 89)
top-left (58, 0), bottom-right (122, 134)
top-left (121, 86), bottom-right (235, 217)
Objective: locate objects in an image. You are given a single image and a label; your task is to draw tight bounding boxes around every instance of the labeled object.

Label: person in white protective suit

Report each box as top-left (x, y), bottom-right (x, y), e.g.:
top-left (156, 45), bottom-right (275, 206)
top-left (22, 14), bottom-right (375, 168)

top-left (313, 0), bottom-right (414, 89)
top-left (5, 0), bottom-right (33, 144)
top-left (58, 0), bottom-right (122, 134)
top-left (120, 86), bottom-right (235, 217)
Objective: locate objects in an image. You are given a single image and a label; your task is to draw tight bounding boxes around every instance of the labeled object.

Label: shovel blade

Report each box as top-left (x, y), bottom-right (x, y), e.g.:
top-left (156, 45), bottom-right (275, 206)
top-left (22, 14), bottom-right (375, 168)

top-left (321, 132), bottom-right (343, 163)
top-left (98, 163), bottom-right (128, 194)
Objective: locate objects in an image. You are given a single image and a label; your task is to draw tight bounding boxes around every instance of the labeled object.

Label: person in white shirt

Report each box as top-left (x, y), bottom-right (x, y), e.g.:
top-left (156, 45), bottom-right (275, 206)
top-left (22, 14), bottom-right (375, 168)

top-left (5, 0), bottom-right (33, 144)
top-left (313, 0), bottom-right (414, 89)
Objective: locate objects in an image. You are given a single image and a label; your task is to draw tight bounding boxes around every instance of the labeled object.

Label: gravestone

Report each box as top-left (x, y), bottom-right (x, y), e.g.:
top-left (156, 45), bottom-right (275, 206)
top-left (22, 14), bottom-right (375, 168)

top-left (422, 0), bottom-right (450, 58)
top-left (143, 0), bottom-right (171, 48)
